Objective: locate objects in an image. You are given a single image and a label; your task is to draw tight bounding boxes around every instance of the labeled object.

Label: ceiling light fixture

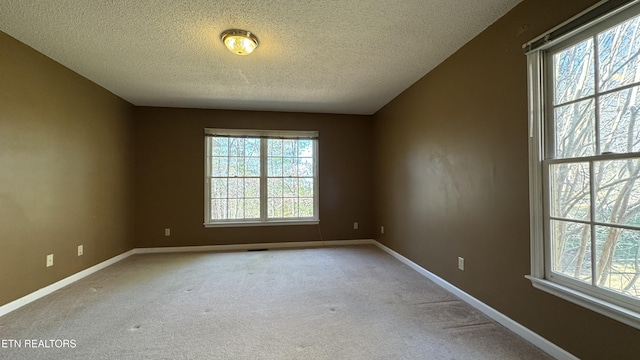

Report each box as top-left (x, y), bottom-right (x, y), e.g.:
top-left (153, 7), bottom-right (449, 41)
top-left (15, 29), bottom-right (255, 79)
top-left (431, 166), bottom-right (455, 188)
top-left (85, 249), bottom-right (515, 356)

top-left (220, 29), bottom-right (259, 56)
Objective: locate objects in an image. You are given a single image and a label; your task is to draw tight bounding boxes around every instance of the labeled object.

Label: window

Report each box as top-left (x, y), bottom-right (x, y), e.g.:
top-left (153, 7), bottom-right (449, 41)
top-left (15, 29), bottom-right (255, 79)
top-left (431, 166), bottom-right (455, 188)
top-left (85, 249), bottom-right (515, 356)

top-left (204, 129), bottom-right (319, 226)
top-left (526, 1), bottom-right (640, 329)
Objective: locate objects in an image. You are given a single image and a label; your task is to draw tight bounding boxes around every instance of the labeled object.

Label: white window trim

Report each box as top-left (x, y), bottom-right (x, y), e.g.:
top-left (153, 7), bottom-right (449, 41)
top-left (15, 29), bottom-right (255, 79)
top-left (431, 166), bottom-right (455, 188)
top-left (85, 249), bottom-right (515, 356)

top-left (203, 220), bottom-right (319, 228)
top-left (203, 128), bottom-right (319, 227)
top-left (525, 0), bottom-right (640, 330)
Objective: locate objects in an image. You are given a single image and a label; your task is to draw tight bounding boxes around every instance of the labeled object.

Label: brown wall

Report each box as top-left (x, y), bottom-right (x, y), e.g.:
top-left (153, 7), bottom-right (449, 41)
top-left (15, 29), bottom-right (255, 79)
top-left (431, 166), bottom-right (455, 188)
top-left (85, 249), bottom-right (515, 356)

top-left (0, 32), bottom-right (136, 305)
top-left (134, 107), bottom-right (373, 247)
top-left (3, 0), bottom-right (639, 356)
top-left (373, 0), bottom-right (640, 359)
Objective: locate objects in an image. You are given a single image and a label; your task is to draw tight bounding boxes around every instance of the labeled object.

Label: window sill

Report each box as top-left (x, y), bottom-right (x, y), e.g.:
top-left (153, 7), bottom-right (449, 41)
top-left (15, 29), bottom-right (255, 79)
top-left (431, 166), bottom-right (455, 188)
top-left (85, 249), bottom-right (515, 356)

top-left (204, 220), bottom-right (319, 228)
top-left (526, 276), bottom-right (640, 330)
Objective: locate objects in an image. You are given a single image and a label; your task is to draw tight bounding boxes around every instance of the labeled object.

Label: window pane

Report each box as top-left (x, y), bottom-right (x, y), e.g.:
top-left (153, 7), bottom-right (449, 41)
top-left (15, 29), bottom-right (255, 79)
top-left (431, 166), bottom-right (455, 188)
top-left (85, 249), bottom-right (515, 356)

top-left (532, 7), bottom-right (640, 318)
top-left (245, 138), bottom-right (260, 157)
top-left (599, 86), bottom-right (640, 154)
top-left (228, 157), bottom-right (241, 177)
top-left (268, 178), bottom-right (283, 197)
top-left (245, 178), bottom-right (260, 198)
top-left (595, 226), bottom-right (640, 298)
top-left (268, 198), bottom-right (283, 218)
top-left (229, 138), bottom-right (244, 156)
top-left (245, 157), bottom-right (260, 177)
top-left (595, 159), bottom-right (640, 226)
top-left (283, 140), bottom-right (297, 157)
top-left (228, 178), bottom-right (243, 199)
top-left (268, 157), bottom-right (282, 176)
top-left (300, 178), bottom-right (314, 197)
top-left (211, 199), bottom-right (227, 220)
top-left (551, 220), bottom-right (592, 283)
top-left (244, 199), bottom-right (260, 218)
top-left (268, 139), bottom-right (282, 156)
top-left (212, 157), bottom-right (228, 177)
top-left (227, 198), bottom-right (244, 219)
top-left (283, 178), bottom-right (298, 197)
top-left (598, 14), bottom-right (640, 92)
top-left (554, 99), bottom-right (595, 158)
top-left (212, 138), bottom-right (229, 156)
top-left (283, 198), bottom-right (297, 217)
top-left (553, 38), bottom-right (595, 105)
top-left (212, 178), bottom-right (227, 199)
top-left (283, 158), bottom-right (297, 177)
top-left (298, 140), bottom-right (313, 157)
top-left (298, 158), bottom-right (313, 176)
top-left (300, 198), bottom-right (314, 217)
top-left (207, 133), bottom-right (317, 223)
top-left (550, 162), bottom-right (590, 221)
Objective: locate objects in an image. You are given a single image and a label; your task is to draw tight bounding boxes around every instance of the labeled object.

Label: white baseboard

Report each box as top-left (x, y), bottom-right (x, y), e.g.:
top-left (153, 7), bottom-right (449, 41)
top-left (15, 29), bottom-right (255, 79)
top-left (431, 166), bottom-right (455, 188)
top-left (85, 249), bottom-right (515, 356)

top-left (372, 241), bottom-right (578, 360)
top-left (0, 240), bottom-right (373, 317)
top-left (134, 239), bottom-right (375, 254)
top-left (0, 249), bottom-right (136, 318)
top-left (0, 238), bottom-right (574, 360)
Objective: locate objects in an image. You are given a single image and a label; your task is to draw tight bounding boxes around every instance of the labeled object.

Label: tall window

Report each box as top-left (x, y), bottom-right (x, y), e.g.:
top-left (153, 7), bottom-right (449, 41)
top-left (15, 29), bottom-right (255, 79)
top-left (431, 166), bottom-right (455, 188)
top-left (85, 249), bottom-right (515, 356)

top-left (526, 2), bottom-right (640, 329)
top-left (204, 129), bottom-right (319, 226)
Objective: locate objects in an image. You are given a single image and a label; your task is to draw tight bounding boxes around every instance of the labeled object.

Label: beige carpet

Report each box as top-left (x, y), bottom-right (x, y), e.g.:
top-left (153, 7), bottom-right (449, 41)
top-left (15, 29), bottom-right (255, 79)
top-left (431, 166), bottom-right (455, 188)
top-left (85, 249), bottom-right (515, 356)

top-left (0, 245), bottom-right (552, 359)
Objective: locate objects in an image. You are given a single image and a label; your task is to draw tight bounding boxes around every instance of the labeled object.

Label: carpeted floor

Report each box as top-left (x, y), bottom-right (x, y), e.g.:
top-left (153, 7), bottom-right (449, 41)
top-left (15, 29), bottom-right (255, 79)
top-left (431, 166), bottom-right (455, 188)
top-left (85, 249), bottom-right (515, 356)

top-left (0, 245), bottom-right (552, 359)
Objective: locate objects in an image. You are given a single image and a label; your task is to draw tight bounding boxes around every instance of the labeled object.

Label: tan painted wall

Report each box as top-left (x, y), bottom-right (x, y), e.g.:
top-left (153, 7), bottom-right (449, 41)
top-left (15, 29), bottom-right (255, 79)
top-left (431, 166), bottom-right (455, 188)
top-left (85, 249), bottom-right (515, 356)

top-left (373, 0), bottom-right (640, 358)
top-left (0, 32), bottom-right (136, 305)
top-left (133, 107), bottom-right (373, 247)
top-left (4, 0), bottom-right (638, 356)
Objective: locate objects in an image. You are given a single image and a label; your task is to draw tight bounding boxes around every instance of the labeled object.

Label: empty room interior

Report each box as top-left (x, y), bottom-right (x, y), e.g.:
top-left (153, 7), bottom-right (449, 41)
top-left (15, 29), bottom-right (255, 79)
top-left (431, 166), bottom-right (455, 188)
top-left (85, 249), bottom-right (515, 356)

top-left (1, 0), bottom-right (640, 359)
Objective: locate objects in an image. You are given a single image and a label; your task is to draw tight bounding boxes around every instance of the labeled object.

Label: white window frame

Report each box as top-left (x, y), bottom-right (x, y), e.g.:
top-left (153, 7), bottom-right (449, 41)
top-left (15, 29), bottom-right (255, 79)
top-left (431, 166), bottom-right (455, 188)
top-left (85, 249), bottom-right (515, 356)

top-left (204, 128), bottom-right (319, 227)
top-left (526, 0), bottom-right (640, 330)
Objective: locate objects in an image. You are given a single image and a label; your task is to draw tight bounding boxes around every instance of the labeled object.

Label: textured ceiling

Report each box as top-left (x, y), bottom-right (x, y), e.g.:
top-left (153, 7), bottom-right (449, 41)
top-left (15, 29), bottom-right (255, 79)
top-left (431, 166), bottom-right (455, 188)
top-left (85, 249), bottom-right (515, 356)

top-left (0, 0), bottom-right (522, 115)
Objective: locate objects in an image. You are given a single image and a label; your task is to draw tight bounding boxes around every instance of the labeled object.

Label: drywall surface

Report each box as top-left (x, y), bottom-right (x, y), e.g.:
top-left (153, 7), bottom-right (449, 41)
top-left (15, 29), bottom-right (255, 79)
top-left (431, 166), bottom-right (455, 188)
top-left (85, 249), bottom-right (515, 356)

top-left (0, 31), bottom-right (136, 306)
top-left (134, 107), bottom-right (374, 247)
top-left (373, 0), bottom-right (640, 358)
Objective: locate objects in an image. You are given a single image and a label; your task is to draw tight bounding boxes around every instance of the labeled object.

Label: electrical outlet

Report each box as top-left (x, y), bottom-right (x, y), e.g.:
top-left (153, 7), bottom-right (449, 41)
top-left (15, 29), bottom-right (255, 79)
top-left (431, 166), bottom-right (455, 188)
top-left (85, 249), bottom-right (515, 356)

top-left (381, 226), bottom-right (385, 234)
top-left (353, 222), bottom-right (358, 230)
top-left (164, 228), bottom-right (171, 236)
top-left (46, 254), bottom-right (54, 267)
top-left (78, 245), bottom-right (83, 256)
top-left (458, 257), bottom-right (465, 271)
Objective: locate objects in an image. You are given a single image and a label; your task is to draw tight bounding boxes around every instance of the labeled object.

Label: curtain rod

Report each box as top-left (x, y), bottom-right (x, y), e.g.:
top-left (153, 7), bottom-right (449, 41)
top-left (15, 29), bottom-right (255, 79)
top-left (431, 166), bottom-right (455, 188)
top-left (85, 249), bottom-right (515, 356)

top-left (523, 0), bottom-right (636, 54)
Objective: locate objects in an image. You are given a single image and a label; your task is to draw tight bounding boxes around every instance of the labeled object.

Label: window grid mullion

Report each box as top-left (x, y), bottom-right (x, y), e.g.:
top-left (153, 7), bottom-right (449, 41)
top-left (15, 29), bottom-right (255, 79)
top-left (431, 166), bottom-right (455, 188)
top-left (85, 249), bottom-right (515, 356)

top-left (555, 80), bottom-right (640, 108)
top-left (280, 144), bottom-right (284, 217)
top-left (593, 34), bottom-right (602, 156)
top-left (205, 138), bottom-right (212, 222)
top-left (589, 160), bottom-right (598, 286)
top-left (222, 156), bottom-right (228, 220)
top-left (548, 215), bottom-right (640, 232)
top-left (546, 151), bottom-right (640, 164)
top-left (260, 138), bottom-right (268, 221)
top-left (206, 132), bottom-right (318, 225)
top-left (546, 53), bottom-right (557, 160)
top-left (554, 93), bottom-right (596, 109)
top-left (240, 154), bottom-right (245, 218)
top-left (591, 33), bottom-right (601, 286)
top-left (529, 2), bottom-right (640, 328)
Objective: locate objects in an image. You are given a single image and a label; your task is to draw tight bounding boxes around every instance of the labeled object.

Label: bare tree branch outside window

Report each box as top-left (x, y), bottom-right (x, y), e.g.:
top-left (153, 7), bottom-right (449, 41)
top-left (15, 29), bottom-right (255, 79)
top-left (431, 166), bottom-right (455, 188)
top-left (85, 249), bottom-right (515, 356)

top-left (550, 14), bottom-right (640, 299)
